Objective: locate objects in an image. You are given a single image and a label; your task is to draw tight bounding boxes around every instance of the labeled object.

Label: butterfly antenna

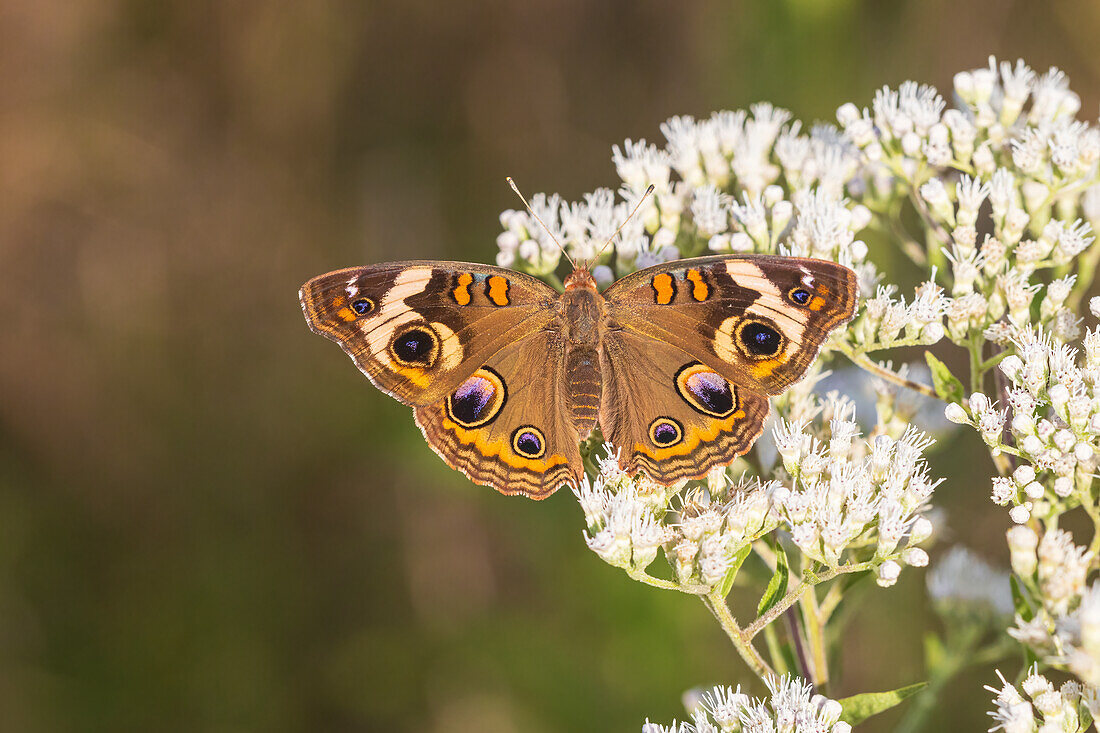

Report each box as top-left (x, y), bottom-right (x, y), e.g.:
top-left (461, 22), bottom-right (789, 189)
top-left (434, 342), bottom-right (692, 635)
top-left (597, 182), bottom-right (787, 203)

top-left (590, 184), bottom-right (655, 267)
top-left (506, 177), bottom-right (576, 270)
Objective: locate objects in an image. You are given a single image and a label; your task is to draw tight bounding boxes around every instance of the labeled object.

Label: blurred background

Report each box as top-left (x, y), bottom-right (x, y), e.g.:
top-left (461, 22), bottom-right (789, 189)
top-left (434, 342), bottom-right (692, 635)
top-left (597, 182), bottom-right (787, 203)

top-left (3, 1), bottom-right (1100, 731)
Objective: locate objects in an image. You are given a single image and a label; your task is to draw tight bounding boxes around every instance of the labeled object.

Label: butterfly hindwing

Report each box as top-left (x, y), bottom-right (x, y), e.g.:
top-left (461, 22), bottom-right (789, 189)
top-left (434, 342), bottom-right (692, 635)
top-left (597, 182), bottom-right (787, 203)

top-left (603, 255), bottom-right (858, 396)
top-left (299, 262), bottom-right (558, 406)
top-left (600, 331), bottom-right (770, 484)
top-left (414, 329), bottom-right (582, 498)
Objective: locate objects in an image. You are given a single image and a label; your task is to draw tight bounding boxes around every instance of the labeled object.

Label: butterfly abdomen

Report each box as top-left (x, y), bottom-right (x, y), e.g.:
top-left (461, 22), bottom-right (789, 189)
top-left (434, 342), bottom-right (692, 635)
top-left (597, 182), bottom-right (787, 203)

top-left (561, 275), bottom-right (605, 438)
top-left (566, 346), bottom-right (601, 437)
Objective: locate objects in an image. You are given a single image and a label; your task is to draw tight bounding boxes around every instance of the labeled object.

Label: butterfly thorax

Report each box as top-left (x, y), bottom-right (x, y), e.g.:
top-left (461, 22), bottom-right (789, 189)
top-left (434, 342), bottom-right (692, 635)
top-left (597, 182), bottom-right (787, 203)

top-left (560, 268), bottom-right (604, 438)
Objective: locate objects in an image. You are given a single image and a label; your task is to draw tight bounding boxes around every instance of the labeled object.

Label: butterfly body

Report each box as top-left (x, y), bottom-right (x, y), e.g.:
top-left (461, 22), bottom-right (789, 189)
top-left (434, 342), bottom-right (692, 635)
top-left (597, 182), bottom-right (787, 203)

top-left (301, 255), bottom-right (857, 499)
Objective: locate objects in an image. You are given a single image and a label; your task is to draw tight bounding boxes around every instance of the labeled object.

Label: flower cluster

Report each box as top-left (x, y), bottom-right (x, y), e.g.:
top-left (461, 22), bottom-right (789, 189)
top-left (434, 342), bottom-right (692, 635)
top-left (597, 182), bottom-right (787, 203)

top-left (643, 676), bottom-right (851, 733)
top-left (770, 391), bottom-right (938, 586)
top-left (986, 666), bottom-right (1097, 733)
top-left (949, 325), bottom-right (1100, 524)
top-left (575, 447), bottom-right (775, 591)
top-left (1006, 525), bottom-right (1100, 683)
top-left (493, 55), bottom-right (1100, 726)
top-left (837, 62), bottom-right (1100, 351)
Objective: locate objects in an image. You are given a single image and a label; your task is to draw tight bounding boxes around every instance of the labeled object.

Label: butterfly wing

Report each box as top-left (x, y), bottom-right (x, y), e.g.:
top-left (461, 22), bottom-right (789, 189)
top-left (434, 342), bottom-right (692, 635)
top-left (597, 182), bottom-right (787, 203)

top-left (300, 262), bottom-right (559, 406)
top-left (413, 329), bottom-right (582, 498)
top-left (599, 331), bottom-right (770, 484)
top-left (602, 255), bottom-right (858, 396)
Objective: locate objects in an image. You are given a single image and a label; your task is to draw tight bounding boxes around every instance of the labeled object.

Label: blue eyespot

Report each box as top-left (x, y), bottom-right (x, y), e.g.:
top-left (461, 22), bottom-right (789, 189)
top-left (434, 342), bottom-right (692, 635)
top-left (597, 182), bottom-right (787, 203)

top-left (739, 321), bottom-right (782, 357)
top-left (648, 417), bottom-right (683, 447)
top-left (352, 298), bottom-right (374, 315)
top-left (512, 426), bottom-right (546, 458)
top-left (789, 288), bottom-right (811, 305)
top-left (390, 326), bottom-right (439, 366)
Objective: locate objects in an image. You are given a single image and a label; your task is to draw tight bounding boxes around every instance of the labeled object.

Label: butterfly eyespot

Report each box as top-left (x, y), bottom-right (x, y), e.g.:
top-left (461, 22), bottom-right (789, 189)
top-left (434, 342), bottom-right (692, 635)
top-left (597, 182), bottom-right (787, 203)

top-left (389, 325), bottom-right (439, 367)
top-left (675, 363), bottom-right (737, 417)
top-left (446, 368), bottom-right (506, 428)
top-left (736, 319), bottom-right (784, 358)
top-left (788, 288), bottom-right (811, 305)
top-left (648, 418), bottom-right (683, 447)
top-left (351, 297), bottom-right (375, 315)
top-left (511, 426), bottom-right (546, 459)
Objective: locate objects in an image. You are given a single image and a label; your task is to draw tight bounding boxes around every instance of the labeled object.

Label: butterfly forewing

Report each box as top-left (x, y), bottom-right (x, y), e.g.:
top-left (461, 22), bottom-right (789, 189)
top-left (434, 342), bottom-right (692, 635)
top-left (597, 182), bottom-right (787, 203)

top-left (602, 255), bottom-right (858, 396)
top-left (299, 262), bottom-right (558, 406)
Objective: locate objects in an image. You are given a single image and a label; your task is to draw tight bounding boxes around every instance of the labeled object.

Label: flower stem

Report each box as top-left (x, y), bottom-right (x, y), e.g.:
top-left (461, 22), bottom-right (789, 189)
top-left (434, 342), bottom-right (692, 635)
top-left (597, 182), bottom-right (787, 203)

top-left (785, 607), bottom-right (812, 681)
top-left (702, 593), bottom-right (776, 680)
top-left (836, 343), bottom-right (938, 399)
top-left (968, 334), bottom-right (984, 395)
top-left (626, 568), bottom-right (710, 595)
top-left (799, 586), bottom-right (830, 689)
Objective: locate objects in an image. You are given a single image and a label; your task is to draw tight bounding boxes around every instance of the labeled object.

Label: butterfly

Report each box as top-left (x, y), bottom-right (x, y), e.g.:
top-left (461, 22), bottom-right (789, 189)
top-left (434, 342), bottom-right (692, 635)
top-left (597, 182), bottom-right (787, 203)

top-left (300, 250), bottom-right (858, 499)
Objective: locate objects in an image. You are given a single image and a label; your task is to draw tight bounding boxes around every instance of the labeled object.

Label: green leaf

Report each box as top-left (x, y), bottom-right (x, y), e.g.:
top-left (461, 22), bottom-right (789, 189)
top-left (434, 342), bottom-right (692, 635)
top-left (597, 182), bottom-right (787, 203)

top-left (925, 352), bottom-right (965, 404)
top-left (837, 682), bottom-right (928, 726)
top-left (1010, 575), bottom-right (1034, 622)
top-left (716, 543), bottom-right (753, 598)
top-left (757, 543), bottom-right (789, 617)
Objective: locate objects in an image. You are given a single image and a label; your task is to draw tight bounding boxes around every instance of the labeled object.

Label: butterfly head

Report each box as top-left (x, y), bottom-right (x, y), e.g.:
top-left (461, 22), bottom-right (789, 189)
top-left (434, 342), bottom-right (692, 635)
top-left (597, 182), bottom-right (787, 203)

top-left (564, 267), bottom-right (597, 291)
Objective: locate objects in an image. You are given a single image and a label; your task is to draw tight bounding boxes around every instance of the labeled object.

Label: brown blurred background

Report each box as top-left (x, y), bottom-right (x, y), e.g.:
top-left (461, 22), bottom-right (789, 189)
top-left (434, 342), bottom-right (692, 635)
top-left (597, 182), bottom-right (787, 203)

top-left (2, 1), bottom-right (1100, 731)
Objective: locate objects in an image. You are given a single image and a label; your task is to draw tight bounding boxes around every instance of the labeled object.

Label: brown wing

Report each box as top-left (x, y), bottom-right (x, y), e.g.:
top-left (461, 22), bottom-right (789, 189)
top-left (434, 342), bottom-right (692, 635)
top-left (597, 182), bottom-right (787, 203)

top-left (602, 255), bottom-right (857, 395)
top-left (599, 331), bottom-right (770, 485)
top-left (299, 262), bottom-right (558, 406)
top-left (413, 329), bottom-right (582, 499)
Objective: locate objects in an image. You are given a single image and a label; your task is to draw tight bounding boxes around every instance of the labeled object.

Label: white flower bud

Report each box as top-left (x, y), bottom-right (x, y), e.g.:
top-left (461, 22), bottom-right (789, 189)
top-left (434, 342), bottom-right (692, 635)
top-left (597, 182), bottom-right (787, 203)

top-left (1012, 464), bottom-right (1036, 486)
top-left (944, 403), bottom-right (969, 424)
top-left (920, 322), bottom-right (945, 345)
top-left (902, 547), bottom-right (929, 567)
top-left (1007, 525), bottom-right (1039, 576)
top-left (707, 233), bottom-right (731, 252)
top-left (771, 200), bottom-right (793, 233)
top-left (1023, 481), bottom-right (1045, 500)
top-left (763, 184), bottom-right (784, 207)
top-left (910, 517), bottom-right (934, 544)
top-left (1054, 476), bottom-right (1074, 498)
top-left (729, 232), bottom-right (754, 252)
top-left (902, 132), bottom-right (922, 157)
top-left (837, 102), bottom-right (861, 128)
top-left (1021, 435), bottom-right (1045, 456)
top-left (877, 560), bottom-right (902, 587)
top-left (1009, 504), bottom-right (1032, 524)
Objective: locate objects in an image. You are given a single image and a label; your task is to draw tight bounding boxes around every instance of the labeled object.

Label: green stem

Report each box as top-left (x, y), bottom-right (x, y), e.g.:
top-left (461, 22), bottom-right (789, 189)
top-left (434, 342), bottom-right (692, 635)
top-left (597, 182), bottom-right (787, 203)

top-left (836, 343), bottom-right (938, 399)
top-left (979, 350), bottom-right (1011, 373)
top-left (968, 334), bottom-right (984, 395)
top-left (626, 568), bottom-right (709, 595)
top-left (742, 563), bottom-right (874, 640)
top-left (702, 593), bottom-right (776, 680)
top-left (800, 585), bottom-right (830, 689)
top-left (763, 623), bottom-right (791, 676)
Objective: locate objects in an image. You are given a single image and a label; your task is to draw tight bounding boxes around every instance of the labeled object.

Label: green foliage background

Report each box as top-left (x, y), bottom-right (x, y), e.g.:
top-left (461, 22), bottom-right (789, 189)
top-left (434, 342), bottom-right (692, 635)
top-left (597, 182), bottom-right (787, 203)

top-left (3, 1), bottom-right (1100, 730)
